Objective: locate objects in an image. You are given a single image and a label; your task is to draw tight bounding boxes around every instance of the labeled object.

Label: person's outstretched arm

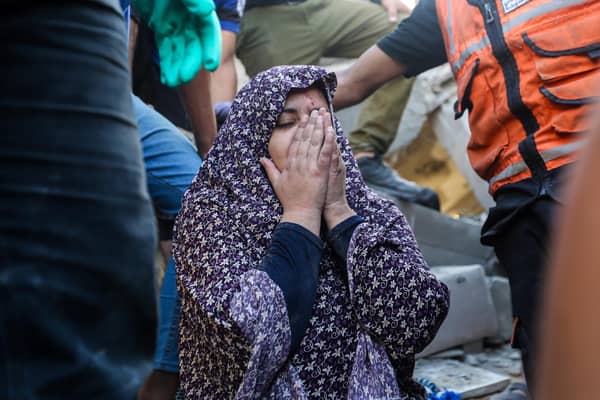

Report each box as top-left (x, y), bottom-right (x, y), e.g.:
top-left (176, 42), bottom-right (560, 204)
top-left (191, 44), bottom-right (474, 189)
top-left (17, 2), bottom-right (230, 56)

top-left (178, 69), bottom-right (217, 157)
top-left (334, 46), bottom-right (406, 110)
top-left (334, 0), bottom-right (447, 111)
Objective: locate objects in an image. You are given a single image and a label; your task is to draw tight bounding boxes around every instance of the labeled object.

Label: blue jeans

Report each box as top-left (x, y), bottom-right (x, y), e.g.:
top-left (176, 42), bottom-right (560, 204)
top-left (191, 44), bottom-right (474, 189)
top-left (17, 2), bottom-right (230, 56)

top-left (0, 2), bottom-right (157, 399)
top-left (132, 95), bottom-right (200, 374)
top-left (153, 258), bottom-right (181, 373)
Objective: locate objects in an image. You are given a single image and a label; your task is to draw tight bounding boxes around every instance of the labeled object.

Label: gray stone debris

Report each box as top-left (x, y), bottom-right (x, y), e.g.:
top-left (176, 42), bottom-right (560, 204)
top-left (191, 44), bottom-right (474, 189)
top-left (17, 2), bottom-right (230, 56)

top-left (415, 358), bottom-right (511, 399)
top-left (487, 277), bottom-right (514, 343)
top-left (397, 201), bottom-right (496, 267)
top-left (463, 345), bottom-right (523, 378)
top-left (419, 265), bottom-right (498, 357)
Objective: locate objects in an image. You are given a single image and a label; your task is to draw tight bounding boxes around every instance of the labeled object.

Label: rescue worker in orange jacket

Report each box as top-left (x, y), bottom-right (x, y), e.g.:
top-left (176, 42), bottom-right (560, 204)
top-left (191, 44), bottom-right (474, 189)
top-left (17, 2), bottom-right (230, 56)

top-left (334, 0), bottom-right (600, 397)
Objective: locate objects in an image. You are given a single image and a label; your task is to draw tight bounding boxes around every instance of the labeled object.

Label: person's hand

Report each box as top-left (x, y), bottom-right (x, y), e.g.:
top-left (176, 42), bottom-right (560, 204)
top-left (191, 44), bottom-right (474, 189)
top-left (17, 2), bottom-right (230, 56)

top-left (261, 110), bottom-right (336, 236)
top-left (380, 0), bottom-right (412, 22)
top-left (320, 110), bottom-right (356, 230)
top-left (133, 0), bottom-right (222, 87)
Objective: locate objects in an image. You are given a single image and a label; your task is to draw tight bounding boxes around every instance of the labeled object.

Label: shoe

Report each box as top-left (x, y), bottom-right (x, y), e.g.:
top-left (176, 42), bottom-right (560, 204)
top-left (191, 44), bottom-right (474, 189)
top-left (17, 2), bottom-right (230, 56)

top-left (357, 154), bottom-right (440, 211)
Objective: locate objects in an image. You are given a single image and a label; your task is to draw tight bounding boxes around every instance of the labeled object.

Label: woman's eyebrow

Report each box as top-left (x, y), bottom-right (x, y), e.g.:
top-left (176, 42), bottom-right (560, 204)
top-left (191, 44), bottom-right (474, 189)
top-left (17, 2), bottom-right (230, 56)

top-left (280, 108), bottom-right (298, 114)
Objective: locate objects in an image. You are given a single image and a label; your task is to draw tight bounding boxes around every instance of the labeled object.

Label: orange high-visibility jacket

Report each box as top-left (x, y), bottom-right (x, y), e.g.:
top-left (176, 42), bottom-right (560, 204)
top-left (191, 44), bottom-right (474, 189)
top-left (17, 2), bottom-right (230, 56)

top-left (436, 0), bottom-right (600, 194)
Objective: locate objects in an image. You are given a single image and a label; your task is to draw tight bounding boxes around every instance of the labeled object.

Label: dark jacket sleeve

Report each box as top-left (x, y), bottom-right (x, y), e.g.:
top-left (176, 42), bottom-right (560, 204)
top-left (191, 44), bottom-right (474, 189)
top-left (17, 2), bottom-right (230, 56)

top-left (259, 222), bottom-right (323, 353)
top-left (326, 215), bottom-right (365, 264)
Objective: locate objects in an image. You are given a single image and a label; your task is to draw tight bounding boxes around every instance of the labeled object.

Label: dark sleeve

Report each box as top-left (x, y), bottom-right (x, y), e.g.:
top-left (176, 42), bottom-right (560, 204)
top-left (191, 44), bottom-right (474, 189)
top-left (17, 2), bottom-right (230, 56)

top-left (326, 215), bottom-right (365, 264)
top-left (215, 0), bottom-right (241, 33)
top-left (259, 222), bottom-right (323, 353)
top-left (377, 0), bottom-right (448, 77)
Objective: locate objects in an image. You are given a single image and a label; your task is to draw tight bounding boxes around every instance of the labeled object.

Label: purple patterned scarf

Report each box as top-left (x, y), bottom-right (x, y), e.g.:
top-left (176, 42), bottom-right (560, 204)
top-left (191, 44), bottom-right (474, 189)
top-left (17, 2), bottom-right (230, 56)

top-left (173, 65), bottom-right (449, 399)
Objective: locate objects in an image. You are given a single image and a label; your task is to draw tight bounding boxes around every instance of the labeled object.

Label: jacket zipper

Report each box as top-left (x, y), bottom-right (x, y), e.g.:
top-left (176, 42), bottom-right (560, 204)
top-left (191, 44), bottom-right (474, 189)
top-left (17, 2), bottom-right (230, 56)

top-left (469, 0), bottom-right (539, 136)
top-left (484, 3), bottom-right (494, 23)
top-left (468, 0), bottom-right (547, 180)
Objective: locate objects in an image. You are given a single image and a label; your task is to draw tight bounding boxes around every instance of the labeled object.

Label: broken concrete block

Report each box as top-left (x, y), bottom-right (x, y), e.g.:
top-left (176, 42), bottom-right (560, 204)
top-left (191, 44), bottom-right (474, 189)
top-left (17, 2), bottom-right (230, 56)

top-left (487, 277), bottom-right (513, 343)
top-left (429, 348), bottom-right (465, 360)
top-left (397, 202), bottom-right (496, 267)
top-left (415, 359), bottom-right (511, 399)
top-left (419, 265), bottom-right (498, 357)
top-left (464, 344), bottom-right (523, 378)
top-left (462, 340), bottom-right (485, 354)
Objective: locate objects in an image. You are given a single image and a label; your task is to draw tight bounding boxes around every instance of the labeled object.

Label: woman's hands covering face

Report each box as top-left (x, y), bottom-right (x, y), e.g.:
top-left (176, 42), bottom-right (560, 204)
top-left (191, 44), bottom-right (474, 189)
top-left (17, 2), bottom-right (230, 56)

top-left (261, 109), bottom-right (336, 236)
top-left (261, 108), bottom-right (356, 235)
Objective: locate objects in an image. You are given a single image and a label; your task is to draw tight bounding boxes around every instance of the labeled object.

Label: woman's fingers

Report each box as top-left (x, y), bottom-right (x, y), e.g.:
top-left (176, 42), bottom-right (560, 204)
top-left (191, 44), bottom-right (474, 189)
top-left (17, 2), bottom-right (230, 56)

top-left (323, 113), bottom-right (345, 177)
top-left (296, 110), bottom-right (318, 169)
top-left (289, 109), bottom-right (332, 175)
top-left (286, 115), bottom-right (307, 170)
top-left (330, 136), bottom-right (345, 177)
top-left (319, 126), bottom-right (336, 171)
top-left (323, 109), bottom-right (333, 134)
top-left (308, 114), bottom-right (325, 167)
top-left (330, 138), bottom-right (340, 175)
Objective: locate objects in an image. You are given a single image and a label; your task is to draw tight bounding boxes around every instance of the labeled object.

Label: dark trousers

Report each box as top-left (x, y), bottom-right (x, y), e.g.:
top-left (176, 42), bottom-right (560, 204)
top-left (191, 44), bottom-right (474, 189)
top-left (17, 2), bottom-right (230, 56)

top-left (0, 2), bottom-right (157, 399)
top-left (493, 196), bottom-right (557, 391)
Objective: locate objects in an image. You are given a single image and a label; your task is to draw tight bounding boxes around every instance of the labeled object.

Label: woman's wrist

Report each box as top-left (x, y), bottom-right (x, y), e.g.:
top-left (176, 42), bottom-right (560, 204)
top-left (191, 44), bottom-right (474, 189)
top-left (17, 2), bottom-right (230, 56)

top-left (281, 208), bottom-right (322, 237)
top-left (324, 202), bottom-right (356, 231)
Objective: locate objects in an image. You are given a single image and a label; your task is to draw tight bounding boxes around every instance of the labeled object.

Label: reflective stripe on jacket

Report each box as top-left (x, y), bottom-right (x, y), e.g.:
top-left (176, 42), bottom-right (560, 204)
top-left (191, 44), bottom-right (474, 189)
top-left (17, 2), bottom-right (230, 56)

top-left (436, 0), bottom-right (600, 194)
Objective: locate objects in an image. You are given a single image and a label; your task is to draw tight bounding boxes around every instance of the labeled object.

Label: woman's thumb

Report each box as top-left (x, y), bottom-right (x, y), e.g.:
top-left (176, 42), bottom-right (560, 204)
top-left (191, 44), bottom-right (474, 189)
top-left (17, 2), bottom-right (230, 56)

top-left (260, 157), bottom-right (280, 184)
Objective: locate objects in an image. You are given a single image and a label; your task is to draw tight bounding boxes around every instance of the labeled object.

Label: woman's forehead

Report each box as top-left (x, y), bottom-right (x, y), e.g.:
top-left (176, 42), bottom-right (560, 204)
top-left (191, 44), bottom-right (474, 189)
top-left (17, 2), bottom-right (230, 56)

top-left (285, 87), bottom-right (328, 106)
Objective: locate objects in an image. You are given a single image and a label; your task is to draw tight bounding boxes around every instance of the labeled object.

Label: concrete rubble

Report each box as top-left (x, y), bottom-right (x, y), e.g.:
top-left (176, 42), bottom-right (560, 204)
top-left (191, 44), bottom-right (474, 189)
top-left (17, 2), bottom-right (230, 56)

top-left (414, 358), bottom-right (511, 399)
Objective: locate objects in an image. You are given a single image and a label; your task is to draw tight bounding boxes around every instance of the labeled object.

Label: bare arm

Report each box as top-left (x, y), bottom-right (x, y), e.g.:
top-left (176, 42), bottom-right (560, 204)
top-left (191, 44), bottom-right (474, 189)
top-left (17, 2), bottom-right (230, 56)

top-left (210, 30), bottom-right (238, 104)
top-left (128, 18), bottom-right (139, 71)
top-left (177, 69), bottom-right (217, 158)
top-left (333, 45), bottom-right (407, 110)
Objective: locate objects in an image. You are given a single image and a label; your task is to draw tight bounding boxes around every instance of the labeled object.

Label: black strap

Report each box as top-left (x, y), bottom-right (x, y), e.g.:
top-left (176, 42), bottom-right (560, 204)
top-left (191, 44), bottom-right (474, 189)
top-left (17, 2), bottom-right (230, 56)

top-left (518, 135), bottom-right (547, 182)
top-left (454, 58), bottom-right (480, 119)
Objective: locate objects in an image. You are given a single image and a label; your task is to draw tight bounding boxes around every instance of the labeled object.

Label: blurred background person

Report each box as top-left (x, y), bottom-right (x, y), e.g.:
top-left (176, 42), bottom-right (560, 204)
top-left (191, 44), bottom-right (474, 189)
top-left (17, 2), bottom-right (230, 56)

top-left (536, 109), bottom-right (600, 400)
top-left (0, 0), bottom-right (221, 398)
top-left (0, 2), bottom-right (157, 398)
